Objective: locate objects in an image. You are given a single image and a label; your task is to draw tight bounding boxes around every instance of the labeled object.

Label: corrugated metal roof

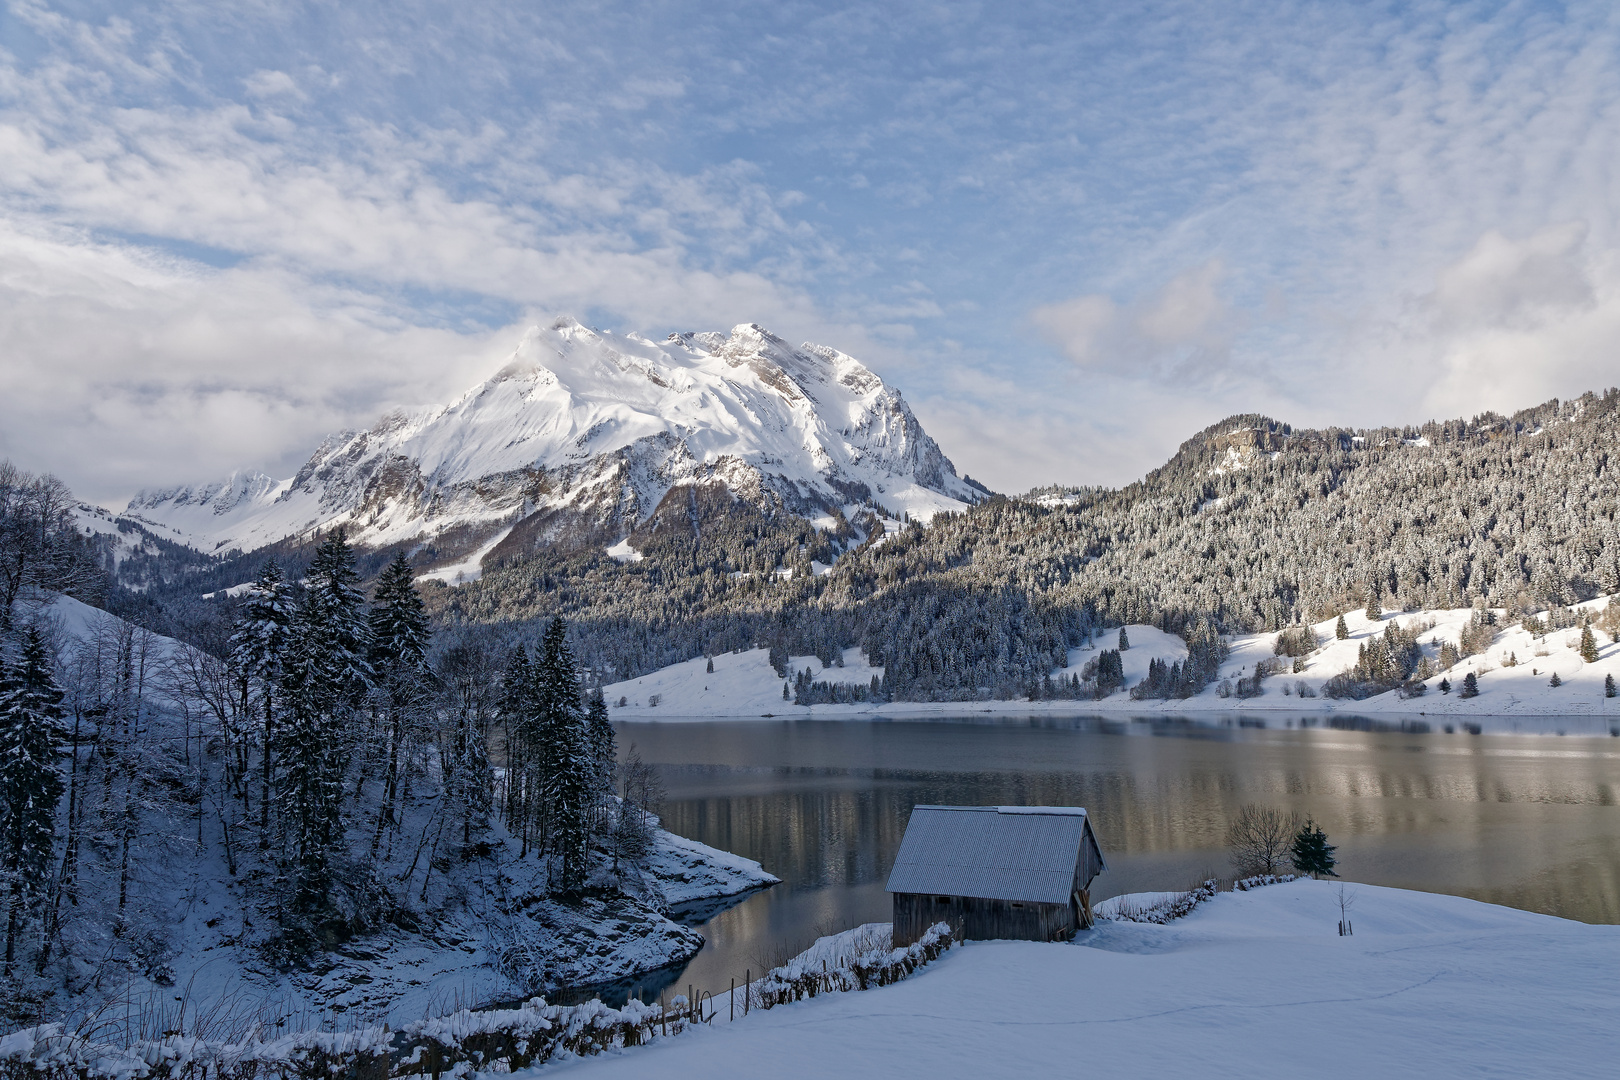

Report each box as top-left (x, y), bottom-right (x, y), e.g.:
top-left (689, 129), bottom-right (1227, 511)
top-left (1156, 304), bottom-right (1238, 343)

top-left (885, 805), bottom-right (1099, 905)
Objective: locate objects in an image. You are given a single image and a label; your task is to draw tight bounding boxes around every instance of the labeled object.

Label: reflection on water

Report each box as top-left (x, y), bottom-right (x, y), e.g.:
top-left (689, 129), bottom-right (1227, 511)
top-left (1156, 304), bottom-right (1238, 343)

top-left (611, 715), bottom-right (1620, 1002)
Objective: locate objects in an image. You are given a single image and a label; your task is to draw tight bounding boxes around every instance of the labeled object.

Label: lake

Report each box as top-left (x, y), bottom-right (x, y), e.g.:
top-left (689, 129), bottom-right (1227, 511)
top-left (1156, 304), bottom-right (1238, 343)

top-left (605, 713), bottom-right (1620, 1004)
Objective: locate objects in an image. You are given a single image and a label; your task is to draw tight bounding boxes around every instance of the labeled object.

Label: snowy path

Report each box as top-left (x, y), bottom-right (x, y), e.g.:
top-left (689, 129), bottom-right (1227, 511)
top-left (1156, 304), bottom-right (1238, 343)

top-left (540, 879), bottom-right (1618, 1079)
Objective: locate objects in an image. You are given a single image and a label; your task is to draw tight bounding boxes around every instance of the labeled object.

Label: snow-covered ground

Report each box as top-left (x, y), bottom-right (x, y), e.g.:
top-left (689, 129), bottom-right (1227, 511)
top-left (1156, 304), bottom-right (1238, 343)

top-left (605, 600), bottom-right (1620, 726)
top-left (542, 879), bottom-right (1618, 1079)
top-left (416, 523), bottom-right (518, 584)
top-left (604, 647), bottom-right (882, 716)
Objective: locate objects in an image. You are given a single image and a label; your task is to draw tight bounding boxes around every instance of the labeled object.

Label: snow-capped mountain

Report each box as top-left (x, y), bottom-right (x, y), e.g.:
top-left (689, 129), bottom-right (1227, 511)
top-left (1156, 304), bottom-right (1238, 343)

top-left (124, 318), bottom-right (980, 570)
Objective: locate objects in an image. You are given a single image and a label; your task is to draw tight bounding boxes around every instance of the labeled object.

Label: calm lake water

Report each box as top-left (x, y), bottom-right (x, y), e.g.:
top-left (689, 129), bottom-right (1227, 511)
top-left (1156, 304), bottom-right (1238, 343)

top-left (606, 714), bottom-right (1620, 1004)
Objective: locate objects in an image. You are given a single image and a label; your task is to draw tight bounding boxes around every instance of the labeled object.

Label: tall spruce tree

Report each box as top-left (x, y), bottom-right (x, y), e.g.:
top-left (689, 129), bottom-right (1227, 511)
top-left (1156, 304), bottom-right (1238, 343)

top-left (585, 685), bottom-right (616, 797)
top-left (368, 551), bottom-right (432, 856)
top-left (280, 530), bottom-right (371, 906)
top-left (0, 629), bottom-right (67, 973)
top-left (1335, 614), bottom-right (1349, 640)
top-left (499, 645), bottom-right (540, 856)
top-left (536, 618), bottom-right (590, 890)
top-left (228, 560), bottom-right (295, 831)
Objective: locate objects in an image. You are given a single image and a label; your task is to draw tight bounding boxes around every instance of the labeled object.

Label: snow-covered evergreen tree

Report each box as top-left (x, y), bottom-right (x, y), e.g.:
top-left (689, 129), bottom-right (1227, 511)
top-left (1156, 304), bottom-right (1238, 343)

top-left (367, 551), bottom-right (432, 856)
top-left (1579, 623), bottom-right (1599, 664)
top-left (499, 645), bottom-right (540, 856)
top-left (0, 629), bottom-right (67, 973)
top-left (585, 686), bottom-right (615, 799)
top-left (369, 552), bottom-right (429, 672)
top-left (280, 530), bottom-right (371, 906)
top-left (536, 618), bottom-right (589, 890)
top-left (228, 559), bottom-right (294, 830)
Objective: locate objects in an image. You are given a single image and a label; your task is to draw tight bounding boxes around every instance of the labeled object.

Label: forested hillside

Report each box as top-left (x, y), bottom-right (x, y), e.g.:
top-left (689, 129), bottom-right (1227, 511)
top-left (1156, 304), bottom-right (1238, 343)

top-left (63, 387), bottom-right (1620, 704)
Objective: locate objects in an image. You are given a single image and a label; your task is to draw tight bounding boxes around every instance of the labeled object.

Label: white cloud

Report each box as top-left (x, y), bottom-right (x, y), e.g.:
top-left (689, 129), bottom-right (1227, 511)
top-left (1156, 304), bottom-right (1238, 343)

top-left (241, 70), bottom-right (304, 101)
top-left (1030, 260), bottom-right (1239, 381)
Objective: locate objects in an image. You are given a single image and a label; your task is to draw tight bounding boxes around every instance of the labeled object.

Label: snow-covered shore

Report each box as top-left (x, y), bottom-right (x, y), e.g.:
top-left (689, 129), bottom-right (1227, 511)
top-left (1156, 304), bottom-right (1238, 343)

top-left (604, 598), bottom-right (1620, 727)
top-left (543, 879), bottom-right (1619, 1079)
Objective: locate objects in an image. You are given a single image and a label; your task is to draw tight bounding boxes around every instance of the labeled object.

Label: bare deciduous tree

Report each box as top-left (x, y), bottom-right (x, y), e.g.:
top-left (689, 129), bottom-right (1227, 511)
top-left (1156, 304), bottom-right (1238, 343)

top-left (1226, 804), bottom-right (1302, 877)
top-left (0, 461), bottom-right (103, 627)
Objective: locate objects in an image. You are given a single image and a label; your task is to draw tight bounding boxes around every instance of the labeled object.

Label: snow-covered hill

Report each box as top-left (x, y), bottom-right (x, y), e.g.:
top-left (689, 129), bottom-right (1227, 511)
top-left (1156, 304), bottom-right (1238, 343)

top-left (599, 599), bottom-right (1620, 726)
top-left (567, 879), bottom-right (1619, 1079)
top-left (123, 319), bottom-right (979, 571)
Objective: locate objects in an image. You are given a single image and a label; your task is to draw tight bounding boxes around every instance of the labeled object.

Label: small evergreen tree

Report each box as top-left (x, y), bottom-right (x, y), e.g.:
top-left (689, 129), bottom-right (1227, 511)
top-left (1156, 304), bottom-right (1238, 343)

top-left (1117, 626), bottom-right (1130, 651)
top-left (1580, 624), bottom-right (1599, 664)
top-left (1439, 677), bottom-right (1451, 694)
top-left (1364, 583), bottom-right (1382, 621)
top-left (1289, 819), bottom-right (1337, 879)
top-left (1607, 673), bottom-right (1616, 698)
top-left (1549, 671), bottom-right (1562, 687)
top-left (706, 657), bottom-right (714, 674)
top-left (1460, 672), bottom-right (1479, 698)
top-left (0, 630), bottom-right (67, 974)
top-left (1335, 614), bottom-right (1349, 640)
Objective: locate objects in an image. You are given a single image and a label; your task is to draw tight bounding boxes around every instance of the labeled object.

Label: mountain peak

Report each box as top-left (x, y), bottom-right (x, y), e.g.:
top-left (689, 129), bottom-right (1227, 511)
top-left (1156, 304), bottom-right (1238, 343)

top-left (124, 319), bottom-right (978, 566)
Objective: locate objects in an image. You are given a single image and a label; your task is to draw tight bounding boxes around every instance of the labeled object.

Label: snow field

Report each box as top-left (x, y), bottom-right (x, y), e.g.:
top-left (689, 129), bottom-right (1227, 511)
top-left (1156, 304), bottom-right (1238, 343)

top-left (604, 647), bottom-right (883, 716)
top-left (543, 879), bottom-right (1620, 1079)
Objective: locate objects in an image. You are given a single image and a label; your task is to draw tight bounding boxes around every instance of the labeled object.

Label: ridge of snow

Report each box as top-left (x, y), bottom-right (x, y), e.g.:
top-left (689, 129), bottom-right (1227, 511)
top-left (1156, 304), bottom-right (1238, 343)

top-left (125, 320), bottom-right (976, 563)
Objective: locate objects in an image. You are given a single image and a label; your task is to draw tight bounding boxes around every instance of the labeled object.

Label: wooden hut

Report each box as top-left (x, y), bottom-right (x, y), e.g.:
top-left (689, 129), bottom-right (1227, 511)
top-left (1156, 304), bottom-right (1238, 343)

top-left (886, 805), bottom-right (1106, 946)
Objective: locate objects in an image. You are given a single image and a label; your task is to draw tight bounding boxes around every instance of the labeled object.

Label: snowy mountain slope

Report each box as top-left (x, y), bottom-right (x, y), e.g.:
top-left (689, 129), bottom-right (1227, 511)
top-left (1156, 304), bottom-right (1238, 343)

top-left (123, 319), bottom-right (978, 568)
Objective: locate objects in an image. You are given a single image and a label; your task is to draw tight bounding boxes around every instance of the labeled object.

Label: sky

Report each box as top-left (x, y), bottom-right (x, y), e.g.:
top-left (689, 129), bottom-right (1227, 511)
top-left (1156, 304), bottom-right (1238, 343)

top-left (3, 0), bottom-right (1620, 505)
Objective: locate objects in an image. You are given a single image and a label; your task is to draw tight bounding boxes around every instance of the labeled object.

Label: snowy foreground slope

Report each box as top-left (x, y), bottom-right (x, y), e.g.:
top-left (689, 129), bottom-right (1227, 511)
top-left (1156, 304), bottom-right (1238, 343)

top-left (123, 319), bottom-right (977, 566)
top-left (605, 598), bottom-right (1620, 725)
top-left (24, 594), bottom-right (777, 1026)
top-left (543, 879), bottom-right (1617, 1080)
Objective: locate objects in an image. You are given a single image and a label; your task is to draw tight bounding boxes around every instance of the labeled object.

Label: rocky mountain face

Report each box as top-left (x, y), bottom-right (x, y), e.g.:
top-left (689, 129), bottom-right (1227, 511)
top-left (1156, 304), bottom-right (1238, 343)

top-left (123, 319), bottom-right (981, 574)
